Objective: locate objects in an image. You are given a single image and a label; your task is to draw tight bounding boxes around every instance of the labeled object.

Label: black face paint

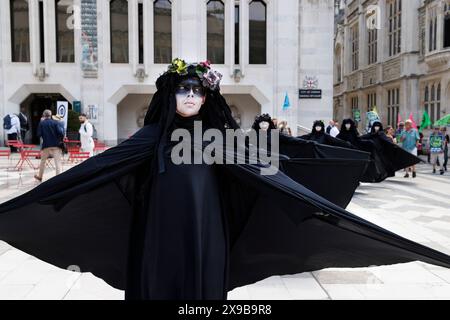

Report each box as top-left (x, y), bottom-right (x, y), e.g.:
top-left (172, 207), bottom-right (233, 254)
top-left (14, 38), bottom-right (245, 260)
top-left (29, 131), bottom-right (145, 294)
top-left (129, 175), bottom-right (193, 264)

top-left (175, 78), bottom-right (206, 98)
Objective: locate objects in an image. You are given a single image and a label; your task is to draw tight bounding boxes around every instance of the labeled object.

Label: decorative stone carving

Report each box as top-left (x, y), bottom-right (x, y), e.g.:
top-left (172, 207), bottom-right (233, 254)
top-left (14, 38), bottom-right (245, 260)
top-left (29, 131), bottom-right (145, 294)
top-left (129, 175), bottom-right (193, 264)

top-left (382, 58), bottom-right (401, 81)
top-left (363, 66), bottom-right (377, 87)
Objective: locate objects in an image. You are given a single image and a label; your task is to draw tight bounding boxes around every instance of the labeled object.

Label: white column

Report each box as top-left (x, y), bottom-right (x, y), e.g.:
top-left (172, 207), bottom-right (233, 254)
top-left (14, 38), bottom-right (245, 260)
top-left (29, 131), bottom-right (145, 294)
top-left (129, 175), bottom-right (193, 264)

top-left (437, 1), bottom-right (444, 51)
top-left (378, 0), bottom-right (386, 63)
top-left (225, 0), bottom-right (235, 75)
top-left (359, 3), bottom-right (367, 69)
top-left (30, 0), bottom-right (39, 73)
top-left (129, 0), bottom-right (138, 73)
top-left (239, 0), bottom-right (249, 76)
top-left (43, 0), bottom-right (51, 72)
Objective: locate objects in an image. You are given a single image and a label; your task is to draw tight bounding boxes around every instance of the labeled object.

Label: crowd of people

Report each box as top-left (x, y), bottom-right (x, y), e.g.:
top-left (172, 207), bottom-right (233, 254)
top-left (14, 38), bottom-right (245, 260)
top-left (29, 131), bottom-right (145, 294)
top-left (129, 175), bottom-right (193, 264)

top-left (273, 117), bottom-right (449, 178)
top-left (2, 109), bottom-right (96, 181)
top-left (0, 59), bottom-right (449, 301)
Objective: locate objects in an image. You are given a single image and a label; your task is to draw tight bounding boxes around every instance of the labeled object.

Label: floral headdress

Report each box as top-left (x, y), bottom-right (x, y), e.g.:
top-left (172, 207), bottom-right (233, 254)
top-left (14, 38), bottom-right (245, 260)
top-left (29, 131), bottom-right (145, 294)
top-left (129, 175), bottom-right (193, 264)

top-left (166, 58), bottom-right (223, 91)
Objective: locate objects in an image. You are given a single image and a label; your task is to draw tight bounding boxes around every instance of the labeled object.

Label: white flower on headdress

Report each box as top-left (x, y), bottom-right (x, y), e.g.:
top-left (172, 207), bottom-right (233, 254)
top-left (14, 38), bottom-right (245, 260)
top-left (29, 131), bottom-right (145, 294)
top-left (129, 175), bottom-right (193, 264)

top-left (201, 69), bottom-right (223, 91)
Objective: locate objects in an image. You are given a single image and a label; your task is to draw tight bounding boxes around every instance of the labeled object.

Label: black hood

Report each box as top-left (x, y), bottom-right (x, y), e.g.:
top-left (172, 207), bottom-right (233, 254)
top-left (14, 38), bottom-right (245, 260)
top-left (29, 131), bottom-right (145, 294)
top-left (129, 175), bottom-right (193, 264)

top-left (252, 114), bottom-right (277, 131)
top-left (311, 120), bottom-right (326, 135)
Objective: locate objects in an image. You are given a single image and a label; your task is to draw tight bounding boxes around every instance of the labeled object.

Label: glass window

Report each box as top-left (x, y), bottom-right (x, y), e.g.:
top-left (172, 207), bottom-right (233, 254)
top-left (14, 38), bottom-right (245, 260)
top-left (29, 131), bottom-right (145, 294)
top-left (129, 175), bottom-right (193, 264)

top-left (207, 1), bottom-right (225, 64)
top-left (138, 2), bottom-right (144, 64)
top-left (55, 0), bottom-right (75, 63)
top-left (10, 0), bottom-right (30, 62)
top-left (235, 5), bottom-right (239, 65)
top-left (110, 0), bottom-right (129, 63)
top-left (154, 0), bottom-right (172, 64)
top-left (249, 0), bottom-right (267, 64)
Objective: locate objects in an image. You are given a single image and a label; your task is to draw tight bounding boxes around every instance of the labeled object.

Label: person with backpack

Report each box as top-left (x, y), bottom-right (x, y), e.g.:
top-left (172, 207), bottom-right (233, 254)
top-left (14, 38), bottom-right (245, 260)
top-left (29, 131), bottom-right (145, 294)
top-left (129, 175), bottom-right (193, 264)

top-left (79, 113), bottom-right (95, 157)
top-left (3, 113), bottom-right (21, 152)
top-left (18, 107), bottom-right (29, 143)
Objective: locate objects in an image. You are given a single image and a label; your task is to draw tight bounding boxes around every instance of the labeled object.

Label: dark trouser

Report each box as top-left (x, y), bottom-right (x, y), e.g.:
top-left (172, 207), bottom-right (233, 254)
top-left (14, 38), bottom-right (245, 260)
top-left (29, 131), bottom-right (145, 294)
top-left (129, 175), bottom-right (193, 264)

top-left (444, 146), bottom-right (449, 169)
top-left (20, 130), bottom-right (26, 143)
top-left (7, 133), bottom-right (18, 152)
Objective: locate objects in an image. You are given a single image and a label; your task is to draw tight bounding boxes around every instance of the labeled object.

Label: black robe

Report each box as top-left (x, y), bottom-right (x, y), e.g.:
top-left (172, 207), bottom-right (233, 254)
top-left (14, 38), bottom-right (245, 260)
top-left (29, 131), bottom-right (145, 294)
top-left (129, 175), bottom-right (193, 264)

top-left (300, 132), bottom-right (353, 149)
top-left (0, 123), bottom-right (449, 299)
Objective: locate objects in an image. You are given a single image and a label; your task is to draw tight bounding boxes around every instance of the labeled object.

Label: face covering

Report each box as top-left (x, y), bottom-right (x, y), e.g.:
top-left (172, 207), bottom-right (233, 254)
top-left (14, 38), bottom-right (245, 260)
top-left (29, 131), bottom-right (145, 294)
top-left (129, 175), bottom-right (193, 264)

top-left (259, 121), bottom-right (270, 131)
top-left (315, 126), bottom-right (323, 132)
top-left (374, 126), bottom-right (380, 132)
top-left (345, 124), bottom-right (352, 130)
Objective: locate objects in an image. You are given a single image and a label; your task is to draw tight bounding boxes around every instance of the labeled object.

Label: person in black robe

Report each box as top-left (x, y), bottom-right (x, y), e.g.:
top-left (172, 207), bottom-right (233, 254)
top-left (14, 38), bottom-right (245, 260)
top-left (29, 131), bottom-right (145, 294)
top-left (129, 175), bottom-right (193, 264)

top-left (0, 60), bottom-right (450, 301)
top-left (360, 121), bottom-right (422, 180)
top-left (301, 120), bottom-right (354, 149)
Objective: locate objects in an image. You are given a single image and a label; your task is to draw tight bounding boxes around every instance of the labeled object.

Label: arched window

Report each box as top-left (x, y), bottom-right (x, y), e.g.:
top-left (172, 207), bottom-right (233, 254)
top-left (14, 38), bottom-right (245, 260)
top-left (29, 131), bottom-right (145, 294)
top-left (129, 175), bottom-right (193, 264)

top-left (445, 3), bottom-right (450, 48)
top-left (154, 0), bottom-right (172, 64)
top-left (249, 0), bottom-right (267, 64)
top-left (335, 46), bottom-right (342, 83)
top-left (55, 0), bottom-right (74, 63)
top-left (207, 0), bottom-right (225, 64)
top-left (10, 0), bottom-right (30, 62)
top-left (110, 0), bottom-right (129, 63)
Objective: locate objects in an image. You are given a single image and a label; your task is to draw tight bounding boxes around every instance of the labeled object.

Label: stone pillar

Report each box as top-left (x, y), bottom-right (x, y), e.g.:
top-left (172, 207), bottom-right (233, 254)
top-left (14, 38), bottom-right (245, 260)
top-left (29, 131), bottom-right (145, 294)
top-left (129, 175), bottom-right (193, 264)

top-left (297, 0), bottom-right (334, 130)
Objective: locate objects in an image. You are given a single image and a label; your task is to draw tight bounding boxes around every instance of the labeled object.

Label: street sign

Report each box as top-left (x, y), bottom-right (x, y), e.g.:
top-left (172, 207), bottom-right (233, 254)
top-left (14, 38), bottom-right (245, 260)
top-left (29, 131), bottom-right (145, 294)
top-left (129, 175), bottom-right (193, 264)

top-left (299, 89), bottom-right (322, 99)
top-left (73, 101), bottom-right (82, 113)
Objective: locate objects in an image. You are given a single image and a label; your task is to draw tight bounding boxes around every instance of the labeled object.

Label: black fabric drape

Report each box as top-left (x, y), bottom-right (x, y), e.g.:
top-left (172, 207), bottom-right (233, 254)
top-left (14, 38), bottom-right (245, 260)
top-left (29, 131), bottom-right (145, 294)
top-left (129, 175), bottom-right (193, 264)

top-left (0, 124), bottom-right (449, 298)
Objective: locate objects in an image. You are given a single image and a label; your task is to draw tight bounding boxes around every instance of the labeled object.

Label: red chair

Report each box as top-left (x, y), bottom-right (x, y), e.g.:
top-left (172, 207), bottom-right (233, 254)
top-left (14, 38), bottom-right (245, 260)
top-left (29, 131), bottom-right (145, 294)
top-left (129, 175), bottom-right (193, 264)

top-left (15, 150), bottom-right (41, 171)
top-left (6, 140), bottom-right (20, 147)
top-left (67, 152), bottom-right (90, 164)
top-left (0, 149), bottom-right (11, 159)
top-left (94, 141), bottom-right (108, 154)
top-left (0, 149), bottom-right (12, 168)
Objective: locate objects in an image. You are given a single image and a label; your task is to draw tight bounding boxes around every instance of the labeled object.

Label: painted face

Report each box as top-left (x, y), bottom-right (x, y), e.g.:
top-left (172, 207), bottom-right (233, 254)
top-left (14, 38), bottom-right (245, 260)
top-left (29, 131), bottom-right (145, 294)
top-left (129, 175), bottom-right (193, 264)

top-left (374, 126), bottom-right (381, 132)
top-left (315, 126), bottom-right (323, 132)
top-left (345, 123), bottom-right (352, 130)
top-left (175, 78), bottom-right (206, 117)
top-left (259, 121), bottom-right (270, 131)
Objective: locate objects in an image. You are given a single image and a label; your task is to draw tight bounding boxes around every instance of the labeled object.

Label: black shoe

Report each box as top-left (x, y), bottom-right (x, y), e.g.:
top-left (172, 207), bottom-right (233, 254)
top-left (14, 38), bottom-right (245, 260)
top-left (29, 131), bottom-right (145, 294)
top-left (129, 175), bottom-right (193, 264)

top-left (404, 173), bottom-right (409, 178)
top-left (433, 169), bottom-right (436, 174)
top-left (412, 172), bottom-right (417, 178)
top-left (440, 170), bottom-right (445, 175)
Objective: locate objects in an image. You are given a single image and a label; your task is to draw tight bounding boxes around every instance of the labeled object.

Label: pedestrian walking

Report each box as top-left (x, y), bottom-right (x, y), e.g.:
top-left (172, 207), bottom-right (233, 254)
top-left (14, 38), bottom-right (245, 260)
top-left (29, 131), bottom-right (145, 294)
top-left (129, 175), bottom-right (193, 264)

top-left (400, 120), bottom-right (420, 178)
top-left (79, 113), bottom-right (95, 157)
top-left (3, 113), bottom-right (21, 152)
top-left (18, 107), bottom-right (29, 143)
top-left (429, 126), bottom-right (446, 175)
top-left (34, 110), bottom-right (65, 182)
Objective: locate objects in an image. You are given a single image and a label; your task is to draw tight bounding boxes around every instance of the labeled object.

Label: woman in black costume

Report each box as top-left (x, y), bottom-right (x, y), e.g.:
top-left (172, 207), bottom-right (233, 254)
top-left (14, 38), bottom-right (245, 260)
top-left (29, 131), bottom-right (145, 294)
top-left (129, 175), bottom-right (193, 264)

top-left (0, 60), bottom-right (449, 301)
top-left (301, 120), bottom-right (353, 149)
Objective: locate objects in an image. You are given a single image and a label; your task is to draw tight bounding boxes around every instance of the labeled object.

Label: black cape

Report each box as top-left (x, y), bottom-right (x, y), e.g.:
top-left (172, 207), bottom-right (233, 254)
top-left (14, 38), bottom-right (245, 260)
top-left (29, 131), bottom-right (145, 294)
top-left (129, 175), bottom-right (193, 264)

top-left (337, 129), bottom-right (421, 183)
top-left (254, 132), bottom-right (370, 209)
top-left (300, 132), bottom-right (354, 149)
top-left (0, 124), bottom-right (449, 295)
top-left (361, 131), bottom-right (422, 178)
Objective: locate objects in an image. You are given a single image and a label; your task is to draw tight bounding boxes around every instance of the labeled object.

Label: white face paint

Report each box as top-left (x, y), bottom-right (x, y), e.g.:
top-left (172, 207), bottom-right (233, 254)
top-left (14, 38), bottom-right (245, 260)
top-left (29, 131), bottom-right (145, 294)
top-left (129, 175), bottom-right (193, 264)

top-left (315, 126), bottom-right (323, 132)
top-left (345, 123), bottom-right (352, 130)
top-left (175, 78), bottom-right (206, 117)
top-left (374, 126), bottom-right (381, 132)
top-left (259, 121), bottom-right (270, 131)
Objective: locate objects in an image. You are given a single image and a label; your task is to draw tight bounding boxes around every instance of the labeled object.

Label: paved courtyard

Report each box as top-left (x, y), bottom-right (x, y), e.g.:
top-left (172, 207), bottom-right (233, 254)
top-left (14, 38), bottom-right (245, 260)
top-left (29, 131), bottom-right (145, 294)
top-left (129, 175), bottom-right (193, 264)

top-left (0, 153), bottom-right (449, 300)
